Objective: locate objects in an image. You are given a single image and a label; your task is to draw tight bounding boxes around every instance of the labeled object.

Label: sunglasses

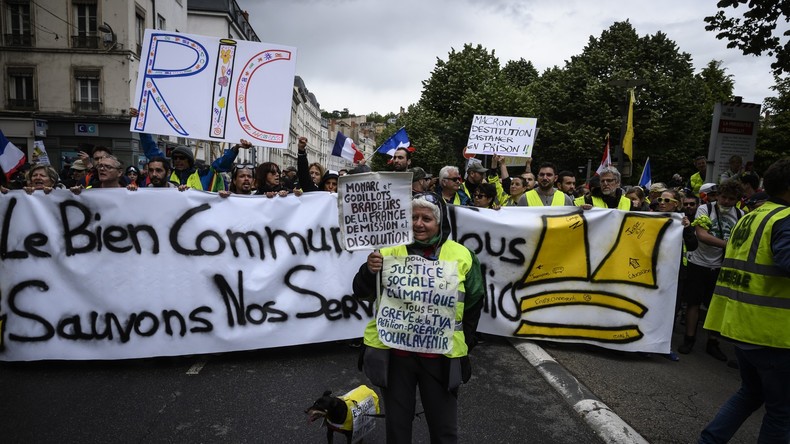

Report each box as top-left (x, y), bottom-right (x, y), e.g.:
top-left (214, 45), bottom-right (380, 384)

top-left (172, 155), bottom-right (188, 161)
top-left (683, 202), bottom-right (697, 207)
top-left (656, 197), bottom-right (678, 204)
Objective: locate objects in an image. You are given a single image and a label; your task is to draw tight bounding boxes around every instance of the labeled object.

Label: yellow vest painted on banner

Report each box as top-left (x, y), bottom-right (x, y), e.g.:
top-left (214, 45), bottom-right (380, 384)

top-left (525, 189), bottom-right (566, 206)
top-left (704, 201), bottom-right (790, 348)
top-left (573, 195), bottom-right (631, 210)
top-left (363, 241), bottom-right (471, 358)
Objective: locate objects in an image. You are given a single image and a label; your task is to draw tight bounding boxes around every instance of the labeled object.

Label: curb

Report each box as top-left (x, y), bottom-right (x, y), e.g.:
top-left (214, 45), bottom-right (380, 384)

top-left (510, 339), bottom-right (649, 444)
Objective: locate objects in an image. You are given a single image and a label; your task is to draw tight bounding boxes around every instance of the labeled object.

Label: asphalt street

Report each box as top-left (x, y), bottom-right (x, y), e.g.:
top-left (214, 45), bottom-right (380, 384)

top-left (1, 337), bottom-right (597, 443)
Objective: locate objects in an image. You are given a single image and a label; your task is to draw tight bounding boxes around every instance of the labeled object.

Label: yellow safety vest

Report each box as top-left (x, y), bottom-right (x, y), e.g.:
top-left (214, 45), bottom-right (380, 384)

top-left (327, 385), bottom-right (380, 432)
top-left (704, 201), bottom-right (790, 348)
top-left (573, 195), bottom-right (631, 210)
top-left (525, 189), bottom-right (566, 206)
top-left (363, 241), bottom-right (471, 358)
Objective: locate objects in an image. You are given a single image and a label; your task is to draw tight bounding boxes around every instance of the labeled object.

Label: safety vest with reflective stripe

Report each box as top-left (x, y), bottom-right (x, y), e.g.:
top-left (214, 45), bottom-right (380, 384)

top-left (363, 241), bottom-right (471, 358)
top-left (573, 195), bottom-right (631, 210)
top-left (704, 201), bottom-right (790, 348)
top-left (525, 189), bottom-right (566, 206)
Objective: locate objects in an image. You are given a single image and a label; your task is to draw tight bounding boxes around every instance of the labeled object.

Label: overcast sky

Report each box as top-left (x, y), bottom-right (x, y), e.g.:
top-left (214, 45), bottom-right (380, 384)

top-left (239, 0), bottom-right (781, 115)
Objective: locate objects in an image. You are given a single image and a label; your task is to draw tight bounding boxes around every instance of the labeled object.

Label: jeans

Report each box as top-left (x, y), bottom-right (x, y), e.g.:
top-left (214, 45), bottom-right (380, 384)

top-left (699, 346), bottom-right (790, 443)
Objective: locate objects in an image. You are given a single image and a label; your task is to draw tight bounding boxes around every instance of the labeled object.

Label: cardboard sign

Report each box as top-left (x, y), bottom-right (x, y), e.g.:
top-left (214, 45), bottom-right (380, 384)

top-left (338, 172), bottom-right (412, 251)
top-left (466, 114), bottom-right (538, 157)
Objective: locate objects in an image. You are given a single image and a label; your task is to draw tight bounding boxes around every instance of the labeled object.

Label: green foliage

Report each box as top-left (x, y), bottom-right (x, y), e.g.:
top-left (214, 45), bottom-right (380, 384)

top-left (704, 0), bottom-right (790, 76)
top-left (756, 75), bottom-right (790, 172)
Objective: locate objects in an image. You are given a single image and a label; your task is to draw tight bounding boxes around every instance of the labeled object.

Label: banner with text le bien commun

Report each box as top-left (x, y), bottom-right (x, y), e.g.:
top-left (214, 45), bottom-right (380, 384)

top-left (0, 191), bottom-right (681, 361)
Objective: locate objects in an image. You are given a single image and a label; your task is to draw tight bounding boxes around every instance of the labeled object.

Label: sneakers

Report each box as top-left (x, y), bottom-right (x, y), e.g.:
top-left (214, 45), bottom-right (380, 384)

top-left (706, 340), bottom-right (728, 362)
top-left (678, 335), bottom-right (695, 354)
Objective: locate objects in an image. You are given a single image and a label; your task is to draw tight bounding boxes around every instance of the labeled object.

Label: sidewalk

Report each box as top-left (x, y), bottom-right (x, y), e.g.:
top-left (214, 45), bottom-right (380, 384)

top-left (513, 322), bottom-right (762, 443)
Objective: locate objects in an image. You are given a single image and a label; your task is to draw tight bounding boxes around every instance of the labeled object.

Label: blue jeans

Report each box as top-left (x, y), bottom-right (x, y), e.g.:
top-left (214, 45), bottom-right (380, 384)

top-left (699, 346), bottom-right (790, 443)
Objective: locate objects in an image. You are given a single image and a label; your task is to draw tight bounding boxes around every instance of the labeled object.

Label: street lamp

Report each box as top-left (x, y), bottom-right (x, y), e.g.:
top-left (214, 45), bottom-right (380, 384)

top-left (608, 79), bottom-right (647, 176)
top-left (98, 22), bottom-right (117, 51)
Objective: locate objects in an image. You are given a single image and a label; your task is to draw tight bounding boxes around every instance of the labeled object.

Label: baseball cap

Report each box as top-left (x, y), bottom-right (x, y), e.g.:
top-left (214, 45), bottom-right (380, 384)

top-left (467, 161), bottom-right (487, 174)
top-left (408, 167), bottom-right (427, 182)
top-left (699, 183), bottom-right (718, 194)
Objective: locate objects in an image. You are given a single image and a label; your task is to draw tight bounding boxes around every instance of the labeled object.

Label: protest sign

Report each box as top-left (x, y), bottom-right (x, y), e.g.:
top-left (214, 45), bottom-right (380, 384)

top-left (706, 101), bottom-right (761, 180)
top-left (0, 193), bottom-right (681, 361)
top-left (377, 256), bottom-right (458, 354)
top-left (131, 29), bottom-right (297, 148)
top-left (338, 172), bottom-right (412, 251)
top-left (466, 114), bottom-right (538, 157)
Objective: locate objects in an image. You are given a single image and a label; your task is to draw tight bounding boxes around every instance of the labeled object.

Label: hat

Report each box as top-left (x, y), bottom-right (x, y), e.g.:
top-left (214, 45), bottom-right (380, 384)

top-left (70, 159), bottom-right (88, 171)
top-left (323, 170), bottom-right (339, 181)
top-left (284, 166), bottom-right (297, 173)
top-left (745, 191), bottom-right (769, 206)
top-left (467, 161), bottom-right (488, 174)
top-left (699, 183), bottom-right (718, 194)
top-left (649, 183), bottom-right (667, 193)
top-left (171, 146), bottom-right (194, 166)
top-left (408, 167), bottom-right (427, 182)
top-left (125, 166), bottom-right (139, 175)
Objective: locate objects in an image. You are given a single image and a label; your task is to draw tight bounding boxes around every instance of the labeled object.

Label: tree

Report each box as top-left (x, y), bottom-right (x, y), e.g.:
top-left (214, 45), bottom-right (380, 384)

top-left (704, 0), bottom-right (790, 76)
top-left (755, 75), bottom-right (790, 172)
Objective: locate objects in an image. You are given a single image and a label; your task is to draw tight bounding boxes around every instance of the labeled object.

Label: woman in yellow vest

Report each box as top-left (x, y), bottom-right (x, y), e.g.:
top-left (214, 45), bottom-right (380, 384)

top-left (353, 192), bottom-right (483, 443)
top-left (698, 157), bottom-right (790, 443)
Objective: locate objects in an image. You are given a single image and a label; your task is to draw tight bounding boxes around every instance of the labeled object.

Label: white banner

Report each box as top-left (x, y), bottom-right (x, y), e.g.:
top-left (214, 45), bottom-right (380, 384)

top-left (131, 30), bottom-right (297, 148)
top-left (0, 192), bottom-right (681, 361)
top-left (466, 114), bottom-right (538, 157)
top-left (338, 172), bottom-right (412, 251)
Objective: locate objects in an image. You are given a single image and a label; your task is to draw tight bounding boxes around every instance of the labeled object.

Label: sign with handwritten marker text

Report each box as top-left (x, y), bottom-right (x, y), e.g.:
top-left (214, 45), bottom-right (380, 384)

top-left (466, 114), bottom-right (538, 157)
top-left (131, 29), bottom-right (297, 148)
top-left (338, 172), bottom-right (412, 251)
top-left (378, 256), bottom-right (458, 354)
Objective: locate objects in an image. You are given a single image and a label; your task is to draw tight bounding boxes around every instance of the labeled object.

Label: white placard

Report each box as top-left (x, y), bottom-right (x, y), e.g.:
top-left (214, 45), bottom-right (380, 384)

top-left (131, 30), bottom-right (297, 148)
top-left (466, 114), bottom-right (538, 157)
top-left (338, 172), bottom-right (412, 251)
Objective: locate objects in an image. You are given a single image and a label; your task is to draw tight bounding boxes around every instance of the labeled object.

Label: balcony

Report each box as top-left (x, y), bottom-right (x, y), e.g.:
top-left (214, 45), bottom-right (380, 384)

top-left (72, 35), bottom-right (99, 49)
top-left (73, 100), bottom-right (102, 113)
top-left (7, 98), bottom-right (37, 110)
top-left (3, 33), bottom-right (33, 47)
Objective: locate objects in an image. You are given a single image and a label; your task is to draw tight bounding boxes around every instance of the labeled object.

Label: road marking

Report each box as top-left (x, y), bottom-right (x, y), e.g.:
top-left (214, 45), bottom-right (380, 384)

top-left (186, 358), bottom-right (208, 375)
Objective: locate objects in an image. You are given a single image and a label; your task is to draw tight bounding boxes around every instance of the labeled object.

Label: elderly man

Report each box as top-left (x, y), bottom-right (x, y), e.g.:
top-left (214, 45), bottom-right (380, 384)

top-left (574, 166), bottom-right (630, 210)
top-left (71, 155), bottom-right (123, 193)
top-left (524, 162), bottom-right (574, 206)
top-left (438, 166), bottom-right (470, 205)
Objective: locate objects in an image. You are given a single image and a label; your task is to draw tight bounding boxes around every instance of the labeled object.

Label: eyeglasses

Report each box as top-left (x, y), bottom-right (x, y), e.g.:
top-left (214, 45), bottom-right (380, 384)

top-left (444, 177), bottom-right (461, 182)
top-left (656, 197), bottom-right (678, 204)
top-left (96, 164), bottom-right (120, 171)
top-left (600, 178), bottom-right (617, 184)
top-left (683, 202), bottom-right (697, 207)
top-left (413, 192), bottom-right (441, 205)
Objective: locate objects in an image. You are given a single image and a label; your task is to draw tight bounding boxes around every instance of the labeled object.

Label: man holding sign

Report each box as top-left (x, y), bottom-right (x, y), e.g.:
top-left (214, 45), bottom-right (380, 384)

top-left (353, 192), bottom-right (483, 444)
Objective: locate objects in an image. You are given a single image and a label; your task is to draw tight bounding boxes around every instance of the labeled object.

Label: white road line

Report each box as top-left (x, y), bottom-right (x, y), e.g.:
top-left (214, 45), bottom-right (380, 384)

top-left (186, 358), bottom-right (208, 375)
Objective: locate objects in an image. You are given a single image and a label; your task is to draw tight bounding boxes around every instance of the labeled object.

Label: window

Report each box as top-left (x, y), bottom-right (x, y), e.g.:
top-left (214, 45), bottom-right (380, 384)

top-left (157, 14), bottom-right (165, 30)
top-left (74, 69), bottom-right (100, 113)
top-left (72, 0), bottom-right (97, 49)
top-left (7, 67), bottom-right (35, 110)
top-left (4, 0), bottom-right (32, 46)
top-left (135, 11), bottom-right (145, 55)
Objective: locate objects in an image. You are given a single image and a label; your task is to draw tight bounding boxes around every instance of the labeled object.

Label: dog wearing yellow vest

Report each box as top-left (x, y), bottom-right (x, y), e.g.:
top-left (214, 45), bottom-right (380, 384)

top-left (305, 385), bottom-right (380, 443)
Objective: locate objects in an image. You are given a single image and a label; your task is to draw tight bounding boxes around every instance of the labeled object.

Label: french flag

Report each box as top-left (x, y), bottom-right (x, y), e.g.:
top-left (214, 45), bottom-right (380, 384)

top-left (0, 130), bottom-right (26, 179)
top-left (331, 131), bottom-right (364, 163)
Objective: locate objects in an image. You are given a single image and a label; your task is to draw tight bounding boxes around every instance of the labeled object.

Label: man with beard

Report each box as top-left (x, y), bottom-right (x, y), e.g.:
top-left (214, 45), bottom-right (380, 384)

top-left (392, 147), bottom-right (411, 172)
top-left (524, 162), bottom-right (574, 206)
top-left (557, 170), bottom-right (577, 196)
top-left (146, 157), bottom-right (177, 188)
top-left (574, 166), bottom-right (630, 210)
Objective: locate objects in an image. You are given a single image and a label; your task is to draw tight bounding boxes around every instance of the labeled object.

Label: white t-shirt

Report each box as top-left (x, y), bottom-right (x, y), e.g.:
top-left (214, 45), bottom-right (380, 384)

top-left (687, 203), bottom-right (741, 268)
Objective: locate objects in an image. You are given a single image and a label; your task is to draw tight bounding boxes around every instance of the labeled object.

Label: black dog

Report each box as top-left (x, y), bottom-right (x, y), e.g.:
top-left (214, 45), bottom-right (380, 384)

top-left (305, 386), bottom-right (380, 444)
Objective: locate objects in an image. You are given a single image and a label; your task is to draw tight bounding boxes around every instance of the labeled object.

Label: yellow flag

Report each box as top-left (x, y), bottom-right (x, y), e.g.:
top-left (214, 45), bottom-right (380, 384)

top-left (622, 88), bottom-right (635, 160)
